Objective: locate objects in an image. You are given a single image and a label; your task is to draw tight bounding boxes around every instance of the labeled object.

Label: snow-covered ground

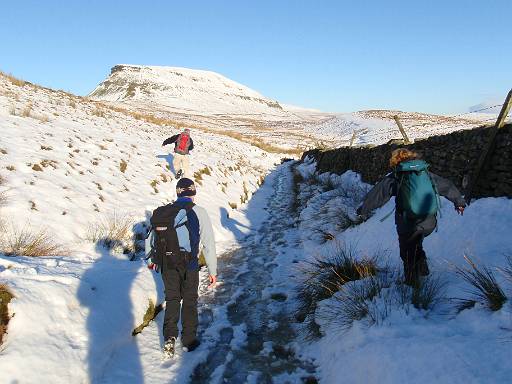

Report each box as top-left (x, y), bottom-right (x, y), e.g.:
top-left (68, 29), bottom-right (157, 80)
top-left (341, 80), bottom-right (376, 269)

top-left (0, 72), bottom-right (284, 382)
top-left (2, 68), bottom-right (511, 384)
top-left (90, 64), bottom-right (294, 119)
top-left (294, 158), bottom-right (512, 384)
top-left (306, 109), bottom-right (508, 147)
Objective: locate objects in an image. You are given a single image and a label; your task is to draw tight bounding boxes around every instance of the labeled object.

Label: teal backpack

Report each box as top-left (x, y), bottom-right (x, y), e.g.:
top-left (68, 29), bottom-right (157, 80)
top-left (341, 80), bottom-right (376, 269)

top-left (395, 159), bottom-right (440, 219)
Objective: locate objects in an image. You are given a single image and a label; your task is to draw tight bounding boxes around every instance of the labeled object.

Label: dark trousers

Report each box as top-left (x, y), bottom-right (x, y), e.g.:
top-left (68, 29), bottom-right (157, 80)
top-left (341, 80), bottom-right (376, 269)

top-left (398, 231), bottom-right (428, 285)
top-left (161, 267), bottom-right (199, 345)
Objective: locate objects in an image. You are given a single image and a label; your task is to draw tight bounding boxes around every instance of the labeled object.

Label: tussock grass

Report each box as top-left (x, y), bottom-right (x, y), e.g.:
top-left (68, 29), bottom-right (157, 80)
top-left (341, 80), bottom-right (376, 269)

top-left (150, 179), bottom-right (159, 193)
top-left (0, 226), bottom-right (67, 257)
top-left (132, 299), bottom-right (163, 336)
top-left (321, 271), bottom-right (445, 333)
top-left (240, 182), bottom-right (250, 204)
top-left (21, 103), bottom-right (33, 117)
top-left (295, 245), bottom-right (379, 338)
top-left (194, 166), bottom-right (211, 185)
top-left (455, 256), bottom-right (507, 312)
top-left (1, 71), bottom-right (26, 87)
top-left (119, 159), bottom-right (128, 173)
top-left (86, 212), bottom-right (135, 253)
top-left (0, 284), bottom-right (14, 345)
top-left (499, 255), bottom-right (512, 284)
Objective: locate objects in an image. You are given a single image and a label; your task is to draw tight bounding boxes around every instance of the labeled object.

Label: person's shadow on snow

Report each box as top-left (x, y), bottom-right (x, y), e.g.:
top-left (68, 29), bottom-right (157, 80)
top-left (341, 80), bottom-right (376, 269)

top-left (157, 154), bottom-right (176, 175)
top-left (77, 240), bottom-right (143, 383)
top-left (219, 207), bottom-right (250, 240)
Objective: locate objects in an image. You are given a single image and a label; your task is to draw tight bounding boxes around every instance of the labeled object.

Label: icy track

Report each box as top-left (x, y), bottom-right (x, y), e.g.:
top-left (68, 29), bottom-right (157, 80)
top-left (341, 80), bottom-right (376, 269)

top-left (98, 162), bottom-right (317, 383)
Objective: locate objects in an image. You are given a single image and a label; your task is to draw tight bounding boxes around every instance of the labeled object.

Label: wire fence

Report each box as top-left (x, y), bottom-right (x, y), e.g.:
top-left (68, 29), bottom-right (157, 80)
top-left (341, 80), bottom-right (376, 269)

top-left (396, 103), bottom-right (508, 136)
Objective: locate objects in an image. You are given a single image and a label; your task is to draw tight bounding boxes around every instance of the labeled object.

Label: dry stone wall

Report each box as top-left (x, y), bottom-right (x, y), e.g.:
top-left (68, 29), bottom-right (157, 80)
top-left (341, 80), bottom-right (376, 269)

top-left (302, 124), bottom-right (512, 199)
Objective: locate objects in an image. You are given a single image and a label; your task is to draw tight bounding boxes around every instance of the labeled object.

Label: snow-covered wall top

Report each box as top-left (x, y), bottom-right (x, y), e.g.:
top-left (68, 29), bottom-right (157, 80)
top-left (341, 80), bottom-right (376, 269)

top-left (89, 65), bottom-right (284, 116)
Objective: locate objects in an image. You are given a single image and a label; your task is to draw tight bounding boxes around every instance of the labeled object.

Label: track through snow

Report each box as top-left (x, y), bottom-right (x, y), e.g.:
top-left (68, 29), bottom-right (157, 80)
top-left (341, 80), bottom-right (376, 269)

top-left (190, 163), bottom-right (317, 384)
top-left (100, 163), bottom-right (317, 384)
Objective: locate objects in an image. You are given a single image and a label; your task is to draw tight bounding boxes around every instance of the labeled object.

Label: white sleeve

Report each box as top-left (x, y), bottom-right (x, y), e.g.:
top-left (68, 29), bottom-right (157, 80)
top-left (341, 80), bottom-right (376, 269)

top-left (194, 206), bottom-right (217, 276)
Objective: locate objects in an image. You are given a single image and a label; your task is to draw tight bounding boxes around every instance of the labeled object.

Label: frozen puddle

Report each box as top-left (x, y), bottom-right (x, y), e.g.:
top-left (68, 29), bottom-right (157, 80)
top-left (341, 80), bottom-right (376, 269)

top-left (191, 164), bottom-right (317, 383)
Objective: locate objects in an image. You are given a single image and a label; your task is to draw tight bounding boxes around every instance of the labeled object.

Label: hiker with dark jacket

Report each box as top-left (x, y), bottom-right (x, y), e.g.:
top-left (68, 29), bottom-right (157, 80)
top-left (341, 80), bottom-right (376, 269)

top-left (162, 128), bottom-right (194, 179)
top-left (356, 148), bottom-right (466, 285)
top-left (146, 178), bottom-right (217, 358)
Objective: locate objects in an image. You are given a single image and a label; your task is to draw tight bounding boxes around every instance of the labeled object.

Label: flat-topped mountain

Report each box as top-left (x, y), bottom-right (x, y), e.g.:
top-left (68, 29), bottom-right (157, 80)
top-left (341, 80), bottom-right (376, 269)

top-left (89, 65), bottom-right (286, 117)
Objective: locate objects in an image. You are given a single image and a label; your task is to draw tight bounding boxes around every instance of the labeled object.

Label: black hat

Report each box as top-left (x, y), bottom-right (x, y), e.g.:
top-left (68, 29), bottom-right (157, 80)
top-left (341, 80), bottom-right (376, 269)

top-left (176, 178), bottom-right (196, 197)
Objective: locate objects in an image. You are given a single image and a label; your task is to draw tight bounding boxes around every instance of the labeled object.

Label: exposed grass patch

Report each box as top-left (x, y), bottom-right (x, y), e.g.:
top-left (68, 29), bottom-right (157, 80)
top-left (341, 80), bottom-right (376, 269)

top-left (21, 103), bottom-right (33, 118)
top-left (150, 179), bottom-right (159, 193)
top-left (240, 182), bottom-right (250, 204)
top-left (132, 299), bottom-right (164, 336)
top-left (228, 202), bottom-right (238, 210)
top-left (86, 212), bottom-right (135, 254)
top-left (91, 107), bottom-right (106, 118)
top-left (40, 159), bottom-right (58, 169)
top-left (454, 256), bottom-right (507, 312)
top-left (119, 159), bottom-right (128, 173)
top-left (194, 166), bottom-right (211, 185)
top-left (32, 164), bottom-right (43, 172)
top-left (320, 271), bottom-right (445, 333)
top-left (295, 245), bottom-right (379, 338)
top-left (0, 226), bottom-right (67, 257)
top-left (6, 165), bottom-right (16, 172)
top-left (0, 284), bottom-right (14, 346)
top-left (2, 71), bottom-right (27, 87)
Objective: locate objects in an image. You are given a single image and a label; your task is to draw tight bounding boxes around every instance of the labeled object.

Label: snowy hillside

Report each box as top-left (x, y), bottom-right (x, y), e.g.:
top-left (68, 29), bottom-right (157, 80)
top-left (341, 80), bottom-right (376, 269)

top-left (89, 65), bottom-right (287, 117)
top-left (0, 72), bottom-right (283, 382)
top-left (306, 109), bottom-right (506, 147)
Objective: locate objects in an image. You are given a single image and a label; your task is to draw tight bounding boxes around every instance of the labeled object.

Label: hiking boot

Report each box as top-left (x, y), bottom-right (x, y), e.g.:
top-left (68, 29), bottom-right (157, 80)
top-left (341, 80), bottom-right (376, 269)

top-left (182, 339), bottom-right (200, 352)
top-left (163, 337), bottom-right (177, 359)
top-left (176, 169), bottom-right (183, 179)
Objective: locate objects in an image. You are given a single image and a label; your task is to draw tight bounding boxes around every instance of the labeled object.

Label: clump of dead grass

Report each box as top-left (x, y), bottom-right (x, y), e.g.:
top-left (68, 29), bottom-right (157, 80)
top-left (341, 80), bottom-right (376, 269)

top-left (0, 226), bottom-right (67, 257)
top-left (86, 212), bottom-right (135, 253)
top-left (0, 284), bottom-right (14, 346)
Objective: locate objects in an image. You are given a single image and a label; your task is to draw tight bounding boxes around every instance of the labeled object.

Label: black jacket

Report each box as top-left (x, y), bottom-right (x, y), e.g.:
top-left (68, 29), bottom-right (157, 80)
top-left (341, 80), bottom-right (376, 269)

top-left (358, 172), bottom-right (466, 236)
top-left (162, 134), bottom-right (194, 151)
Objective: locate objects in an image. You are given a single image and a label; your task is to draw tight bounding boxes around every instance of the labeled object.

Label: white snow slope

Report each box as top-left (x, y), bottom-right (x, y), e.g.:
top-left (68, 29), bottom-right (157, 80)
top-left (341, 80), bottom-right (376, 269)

top-left (89, 65), bottom-right (288, 118)
top-left (0, 73), bottom-right (282, 383)
top-left (294, 158), bottom-right (512, 384)
top-left (306, 109), bottom-right (508, 147)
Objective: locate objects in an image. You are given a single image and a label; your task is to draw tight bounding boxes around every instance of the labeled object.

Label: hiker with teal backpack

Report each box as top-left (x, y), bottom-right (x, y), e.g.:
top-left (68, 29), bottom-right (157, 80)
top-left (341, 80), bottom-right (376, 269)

top-left (356, 149), bottom-right (465, 286)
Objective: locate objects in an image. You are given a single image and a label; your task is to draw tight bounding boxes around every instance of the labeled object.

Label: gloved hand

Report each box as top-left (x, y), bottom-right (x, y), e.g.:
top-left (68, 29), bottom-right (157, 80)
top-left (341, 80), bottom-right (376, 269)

top-left (208, 275), bottom-right (217, 289)
top-left (147, 262), bottom-right (160, 273)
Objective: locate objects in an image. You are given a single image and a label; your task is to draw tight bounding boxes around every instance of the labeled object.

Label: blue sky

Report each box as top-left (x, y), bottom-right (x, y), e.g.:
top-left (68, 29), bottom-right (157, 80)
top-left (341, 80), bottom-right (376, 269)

top-left (1, 1), bottom-right (511, 114)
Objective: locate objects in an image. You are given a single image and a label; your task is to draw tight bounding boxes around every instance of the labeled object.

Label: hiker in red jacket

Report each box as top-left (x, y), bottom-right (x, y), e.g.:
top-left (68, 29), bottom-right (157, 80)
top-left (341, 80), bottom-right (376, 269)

top-left (162, 128), bottom-right (194, 179)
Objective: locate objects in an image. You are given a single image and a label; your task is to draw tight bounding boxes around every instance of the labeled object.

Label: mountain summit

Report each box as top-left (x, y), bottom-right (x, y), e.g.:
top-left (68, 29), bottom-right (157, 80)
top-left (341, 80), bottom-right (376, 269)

top-left (89, 64), bottom-right (285, 116)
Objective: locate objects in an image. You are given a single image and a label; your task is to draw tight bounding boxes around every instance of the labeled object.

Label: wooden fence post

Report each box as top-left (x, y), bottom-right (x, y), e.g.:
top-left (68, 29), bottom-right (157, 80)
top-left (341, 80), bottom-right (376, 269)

top-left (393, 115), bottom-right (411, 144)
top-left (349, 131), bottom-right (357, 147)
top-left (465, 89), bottom-right (512, 203)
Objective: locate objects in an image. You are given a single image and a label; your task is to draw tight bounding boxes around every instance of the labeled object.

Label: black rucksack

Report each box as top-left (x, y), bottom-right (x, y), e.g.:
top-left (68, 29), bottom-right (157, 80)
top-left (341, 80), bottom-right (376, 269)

top-left (149, 201), bottom-right (195, 270)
